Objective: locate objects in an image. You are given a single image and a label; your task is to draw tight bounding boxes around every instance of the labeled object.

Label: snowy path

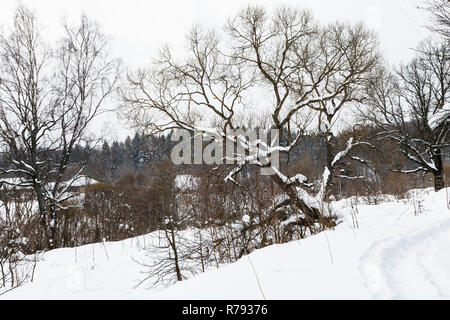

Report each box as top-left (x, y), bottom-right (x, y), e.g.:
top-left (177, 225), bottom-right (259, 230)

top-left (359, 216), bottom-right (450, 299)
top-left (2, 188), bottom-right (449, 299)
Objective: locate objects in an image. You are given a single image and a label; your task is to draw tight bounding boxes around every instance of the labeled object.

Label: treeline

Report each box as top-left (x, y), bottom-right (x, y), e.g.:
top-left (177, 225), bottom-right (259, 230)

top-left (70, 132), bottom-right (174, 182)
top-left (66, 128), bottom-right (450, 191)
top-left (45, 130), bottom-right (328, 184)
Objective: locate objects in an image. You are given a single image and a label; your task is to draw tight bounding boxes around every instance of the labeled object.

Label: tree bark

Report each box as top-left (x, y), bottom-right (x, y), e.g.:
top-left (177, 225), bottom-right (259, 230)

top-left (270, 173), bottom-right (321, 222)
top-left (323, 135), bottom-right (334, 201)
top-left (167, 228), bottom-right (182, 282)
top-left (433, 171), bottom-right (445, 191)
top-left (433, 150), bottom-right (445, 192)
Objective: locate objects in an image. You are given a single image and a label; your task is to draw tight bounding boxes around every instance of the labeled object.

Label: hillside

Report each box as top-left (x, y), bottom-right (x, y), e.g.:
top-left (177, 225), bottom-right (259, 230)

top-left (2, 188), bottom-right (450, 299)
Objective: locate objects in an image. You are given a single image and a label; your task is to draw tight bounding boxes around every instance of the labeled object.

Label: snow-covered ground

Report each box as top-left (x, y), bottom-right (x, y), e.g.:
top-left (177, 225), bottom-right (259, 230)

top-left (2, 188), bottom-right (450, 299)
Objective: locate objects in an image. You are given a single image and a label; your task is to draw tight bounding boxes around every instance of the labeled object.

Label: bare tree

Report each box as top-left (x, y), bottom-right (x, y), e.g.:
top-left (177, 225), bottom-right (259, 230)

top-left (135, 164), bottom-right (208, 287)
top-left (0, 6), bottom-right (120, 249)
top-left (365, 40), bottom-right (449, 191)
top-left (123, 5), bottom-right (382, 226)
top-left (421, 0), bottom-right (450, 39)
top-left (287, 22), bottom-right (381, 200)
top-left (122, 7), bottom-right (311, 227)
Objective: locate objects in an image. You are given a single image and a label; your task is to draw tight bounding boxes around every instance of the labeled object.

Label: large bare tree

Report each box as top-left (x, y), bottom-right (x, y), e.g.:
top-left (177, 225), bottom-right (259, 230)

top-left (0, 6), bottom-right (120, 248)
top-left (123, 6), bottom-right (380, 225)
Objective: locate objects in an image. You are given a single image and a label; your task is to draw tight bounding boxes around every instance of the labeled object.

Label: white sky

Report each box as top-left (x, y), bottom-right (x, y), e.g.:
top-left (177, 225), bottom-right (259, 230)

top-left (0, 0), bottom-right (433, 141)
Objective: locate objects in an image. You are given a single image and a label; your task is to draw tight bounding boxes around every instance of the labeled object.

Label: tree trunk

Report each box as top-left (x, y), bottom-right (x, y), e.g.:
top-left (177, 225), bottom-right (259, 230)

top-left (270, 173), bottom-right (321, 222)
top-left (323, 135), bottom-right (334, 201)
top-left (167, 228), bottom-right (182, 282)
top-left (433, 171), bottom-right (445, 191)
top-left (433, 151), bottom-right (445, 192)
top-left (34, 183), bottom-right (50, 249)
top-left (48, 205), bottom-right (57, 249)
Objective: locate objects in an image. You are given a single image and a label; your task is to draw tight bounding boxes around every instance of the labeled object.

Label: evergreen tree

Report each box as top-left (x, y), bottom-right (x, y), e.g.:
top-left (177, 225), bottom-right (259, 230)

top-left (131, 132), bottom-right (143, 168)
top-left (100, 141), bottom-right (112, 181)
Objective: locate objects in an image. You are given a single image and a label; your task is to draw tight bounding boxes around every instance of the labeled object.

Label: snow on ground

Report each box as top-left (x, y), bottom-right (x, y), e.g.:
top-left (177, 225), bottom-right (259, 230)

top-left (2, 188), bottom-right (450, 299)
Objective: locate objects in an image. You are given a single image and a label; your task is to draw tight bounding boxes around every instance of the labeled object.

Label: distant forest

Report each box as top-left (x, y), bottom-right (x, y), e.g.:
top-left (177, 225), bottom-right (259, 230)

top-left (66, 131), bottom-right (329, 183)
top-left (64, 131), bottom-right (450, 186)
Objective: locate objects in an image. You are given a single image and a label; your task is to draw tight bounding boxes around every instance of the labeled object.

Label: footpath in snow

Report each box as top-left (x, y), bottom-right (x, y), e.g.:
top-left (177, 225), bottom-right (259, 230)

top-left (2, 188), bottom-right (450, 299)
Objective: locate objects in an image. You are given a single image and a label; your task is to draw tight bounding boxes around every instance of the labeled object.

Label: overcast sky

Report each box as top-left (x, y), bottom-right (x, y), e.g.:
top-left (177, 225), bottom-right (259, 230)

top-left (0, 0), bottom-right (433, 140)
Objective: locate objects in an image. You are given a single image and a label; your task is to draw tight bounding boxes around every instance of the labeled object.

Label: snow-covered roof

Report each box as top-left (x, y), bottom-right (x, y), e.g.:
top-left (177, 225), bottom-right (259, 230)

top-left (174, 174), bottom-right (200, 191)
top-left (0, 177), bottom-right (33, 190)
top-left (0, 176), bottom-right (100, 190)
top-left (66, 176), bottom-right (100, 188)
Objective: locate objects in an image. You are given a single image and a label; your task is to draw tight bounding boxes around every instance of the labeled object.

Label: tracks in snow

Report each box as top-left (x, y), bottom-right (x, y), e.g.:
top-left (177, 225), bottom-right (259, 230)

top-left (359, 216), bottom-right (450, 299)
